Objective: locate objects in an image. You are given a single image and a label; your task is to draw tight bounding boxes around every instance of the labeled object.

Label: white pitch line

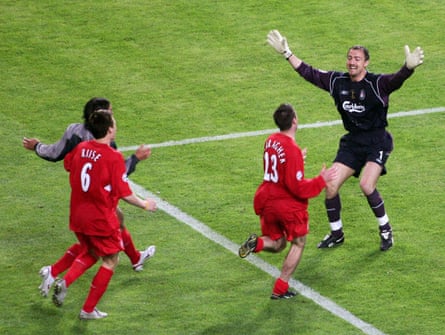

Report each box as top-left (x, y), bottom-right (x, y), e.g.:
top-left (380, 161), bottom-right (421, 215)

top-left (126, 107), bottom-right (444, 335)
top-left (119, 107), bottom-right (445, 152)
top-left (129, 181), bottom-right (386, 335)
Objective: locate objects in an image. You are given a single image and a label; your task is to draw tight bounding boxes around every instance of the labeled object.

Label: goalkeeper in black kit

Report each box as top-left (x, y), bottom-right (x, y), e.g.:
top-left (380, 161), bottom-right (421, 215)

top-left (267, 30), bottom-right (424, 251)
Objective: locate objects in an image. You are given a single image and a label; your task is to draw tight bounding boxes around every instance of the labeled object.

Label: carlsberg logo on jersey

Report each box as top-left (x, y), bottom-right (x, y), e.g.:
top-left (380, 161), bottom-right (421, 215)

top-left (342, 101), bottom-right (366, 114)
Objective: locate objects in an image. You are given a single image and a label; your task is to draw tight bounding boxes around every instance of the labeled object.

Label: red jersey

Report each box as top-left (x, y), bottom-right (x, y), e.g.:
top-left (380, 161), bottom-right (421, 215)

top-left (64, 140), bottom-right (133, 236)
top-left (254, 133), bottom-right (326, 215)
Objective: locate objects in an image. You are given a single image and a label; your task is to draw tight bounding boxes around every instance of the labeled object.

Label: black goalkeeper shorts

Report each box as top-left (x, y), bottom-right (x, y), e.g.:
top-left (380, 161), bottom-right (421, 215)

top-left (333, 129), bottom-right (393, 178)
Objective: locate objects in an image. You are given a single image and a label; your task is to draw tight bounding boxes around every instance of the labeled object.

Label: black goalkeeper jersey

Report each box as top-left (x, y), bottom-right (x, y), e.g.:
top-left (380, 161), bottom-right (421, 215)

top-left (296, 62), bottom-right (414, 133)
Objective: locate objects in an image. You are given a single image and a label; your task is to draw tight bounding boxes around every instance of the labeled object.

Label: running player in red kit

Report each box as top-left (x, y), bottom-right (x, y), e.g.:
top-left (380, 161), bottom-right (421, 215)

top-left (239, 103), bottom-right (337, 299)
top-left (23, 97), bottom-right (155, 298)
top-left (267, 30), bottom-right (424, 251)
top-left (52, 110), bottom-right (157, 319)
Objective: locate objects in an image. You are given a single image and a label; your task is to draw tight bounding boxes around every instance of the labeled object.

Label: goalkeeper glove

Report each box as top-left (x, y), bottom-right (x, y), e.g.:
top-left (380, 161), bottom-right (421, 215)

top-left (267, 30), bottom-right (293, 59)
top-left (404, 45), bottom-right (424, 70)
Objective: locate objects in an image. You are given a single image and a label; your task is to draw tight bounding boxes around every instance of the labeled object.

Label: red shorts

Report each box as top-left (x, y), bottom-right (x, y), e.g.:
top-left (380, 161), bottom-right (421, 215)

top-left (260, 204), bottom-right (309, 241)
top-left (75, 229), bottom-right (124, 257)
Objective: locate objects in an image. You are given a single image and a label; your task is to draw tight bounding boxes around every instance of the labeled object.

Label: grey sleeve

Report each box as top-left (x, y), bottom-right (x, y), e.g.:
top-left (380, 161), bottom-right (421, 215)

top-left (35, 124), bottom-right (91, 162)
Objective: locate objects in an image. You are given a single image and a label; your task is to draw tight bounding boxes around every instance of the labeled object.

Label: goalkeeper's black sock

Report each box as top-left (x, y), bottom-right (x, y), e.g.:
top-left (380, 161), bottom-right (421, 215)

top-left (325, 194), bottom-right (341, 222)
top-left (366, 189), bottom-right (386, 218)
top-left (326, 195), bottom-right (343, 237)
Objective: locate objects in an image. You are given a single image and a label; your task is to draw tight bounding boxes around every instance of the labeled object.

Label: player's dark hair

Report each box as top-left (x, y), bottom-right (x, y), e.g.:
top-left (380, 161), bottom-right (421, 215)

top-left (83, 97), bottom-right (111, 124)
top-left (88, 109), bottom-right (114, 139)
top-left (348, 45), bottom-right (370, 61)
top-left (273, 103), bottom-right (296, 131)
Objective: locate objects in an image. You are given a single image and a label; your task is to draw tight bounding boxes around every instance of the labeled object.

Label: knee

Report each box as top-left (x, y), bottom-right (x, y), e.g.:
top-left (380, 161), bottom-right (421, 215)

top-left (326, 182), bottom-right (340, 199)
top-left (103, 254), bottom-right (120, 271)
top-left (359, 179), bottom-right (374, 195)
top-left (294, 236), bottom-right (306, 248)
top-left (274, 238), bottom-right (287, 252)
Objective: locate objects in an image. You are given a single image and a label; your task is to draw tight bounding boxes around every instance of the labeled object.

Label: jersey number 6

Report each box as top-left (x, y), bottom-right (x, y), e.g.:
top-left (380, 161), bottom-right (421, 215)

top-left (81, 162), bottom-right (93, 192)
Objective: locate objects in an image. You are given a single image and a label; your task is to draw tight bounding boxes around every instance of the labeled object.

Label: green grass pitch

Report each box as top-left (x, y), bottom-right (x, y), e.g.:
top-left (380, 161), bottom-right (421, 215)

top-left (1, 1), bottom-right (444, 334)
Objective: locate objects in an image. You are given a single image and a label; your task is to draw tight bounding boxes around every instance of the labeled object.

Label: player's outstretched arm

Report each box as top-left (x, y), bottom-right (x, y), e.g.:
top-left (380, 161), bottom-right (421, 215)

top-left (23, 134), bottom-right (74, 162)
top-left (267, 29), bottom-right (303, 70)
top-left (123, 193), bottom-right (157, 212)
top-left (23, 124), bottom-right (89, 162)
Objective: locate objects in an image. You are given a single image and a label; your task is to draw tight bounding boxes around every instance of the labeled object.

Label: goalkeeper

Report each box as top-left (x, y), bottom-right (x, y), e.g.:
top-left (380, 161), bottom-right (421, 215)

top-left (267, 30), bottom-right (424, 251)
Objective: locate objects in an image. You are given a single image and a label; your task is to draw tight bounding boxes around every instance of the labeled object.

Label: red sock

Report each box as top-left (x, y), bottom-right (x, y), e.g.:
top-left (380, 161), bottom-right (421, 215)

top-left (255, 237), bottom-right (264, 253)
top-left (63, 252), bottom-right (97, 287)
top-left (82, 266), bottom-right (114, 313)
top-left (51, 243), bottom-right (83, 277)
top-left (121, 228), bottom-right (140, 265)
top-left (272, 278), bottom-right (289, 296)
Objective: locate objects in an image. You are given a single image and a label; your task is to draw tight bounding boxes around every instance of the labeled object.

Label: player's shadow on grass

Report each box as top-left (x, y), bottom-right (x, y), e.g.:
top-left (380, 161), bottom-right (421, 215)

top-left (29, 300), bottom-right (89, 334)
top-left (198, 298), bottom-right (305, 335)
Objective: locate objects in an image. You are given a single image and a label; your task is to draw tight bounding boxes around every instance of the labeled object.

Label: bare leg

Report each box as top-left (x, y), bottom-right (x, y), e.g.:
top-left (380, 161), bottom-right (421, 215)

top-left (271, 236), bottom-right (306, 298)
top-left (279, 236), bottom-right (305, 282)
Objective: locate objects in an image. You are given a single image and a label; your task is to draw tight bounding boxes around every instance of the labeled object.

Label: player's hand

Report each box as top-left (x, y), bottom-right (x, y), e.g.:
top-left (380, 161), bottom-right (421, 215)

top-left (134, 144), bottom-right (151, 161)
top-left (143, 198), bottom-right (157, 212)
top-left (267, 30), bottom-right (293, 59)
top-left (301, 148), bottom-right (307, 163)
top-left (404, 45), bottom-right (424, 70)
top-left (320, 164), bottom-right (338, 184)
top-left (23, 137), bottom-right (39, 151)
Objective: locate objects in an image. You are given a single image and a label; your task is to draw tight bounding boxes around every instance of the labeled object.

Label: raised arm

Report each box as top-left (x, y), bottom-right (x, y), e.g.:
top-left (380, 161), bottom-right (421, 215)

top-left (378, 45), bottom-right (424, 95)
top-left (267, 30), bottom-right (332, 91)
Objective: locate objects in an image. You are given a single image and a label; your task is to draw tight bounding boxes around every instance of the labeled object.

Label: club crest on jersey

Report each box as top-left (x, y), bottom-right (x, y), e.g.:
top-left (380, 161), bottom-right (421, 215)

top-left (296, 170), bottom-right (303, 181)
